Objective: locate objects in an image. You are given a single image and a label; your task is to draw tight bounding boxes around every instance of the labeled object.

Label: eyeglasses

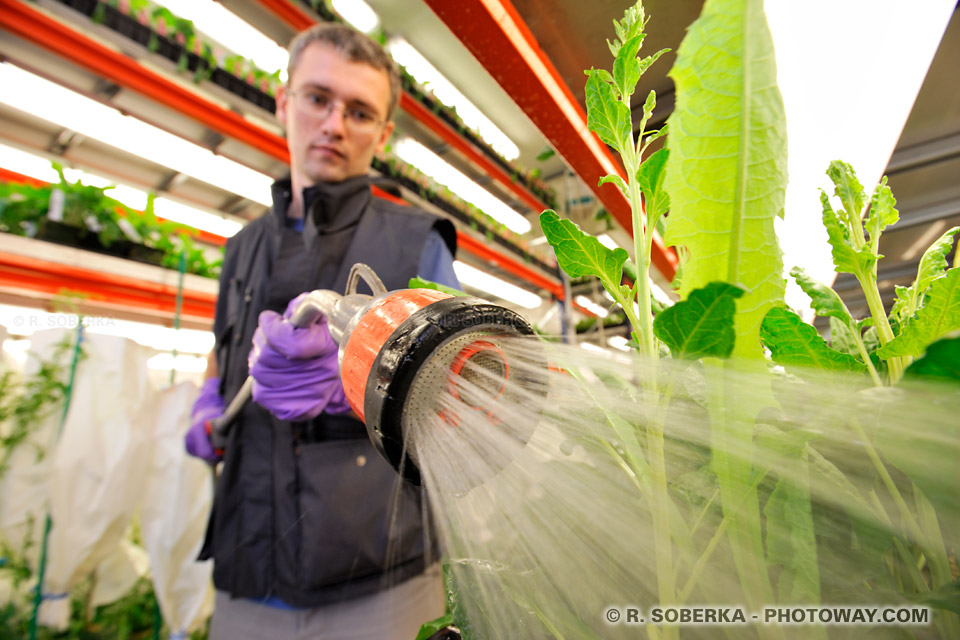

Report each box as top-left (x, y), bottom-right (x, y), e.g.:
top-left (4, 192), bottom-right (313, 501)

top-left (287, 88), bottom-right (385, 134)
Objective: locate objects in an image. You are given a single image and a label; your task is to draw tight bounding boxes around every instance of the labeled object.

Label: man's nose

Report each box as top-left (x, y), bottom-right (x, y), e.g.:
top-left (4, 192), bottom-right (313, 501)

top-left (318, 104), bottom-right (347, 135)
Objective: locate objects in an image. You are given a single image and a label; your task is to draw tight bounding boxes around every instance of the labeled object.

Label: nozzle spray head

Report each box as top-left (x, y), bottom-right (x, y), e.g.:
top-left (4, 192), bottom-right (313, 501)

top-left (339, 289), bottom-right (546, 487)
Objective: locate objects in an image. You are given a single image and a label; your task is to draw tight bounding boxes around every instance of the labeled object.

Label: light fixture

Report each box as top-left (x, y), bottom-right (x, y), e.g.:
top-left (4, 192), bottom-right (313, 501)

top-left (607, 336), bottom-right (632, 352)
top-left (0, 143), bottom-right (244, 238)
top-left (0, 63), bottom-right (274, 206)
top-left (575, 295), bottom-right (609, 318)
top-left (331, 0), bottom-right (381, 35)
top-left (156, 0), bottom-right (289, 80)
top-left (386, 38), bottom-right (520, 161)
top-left (394, 138), bottom-right (530, 234)
top-left (0, 305), bottom-right (215, 355)
top-left (453, 261), bottom-right (542, 309)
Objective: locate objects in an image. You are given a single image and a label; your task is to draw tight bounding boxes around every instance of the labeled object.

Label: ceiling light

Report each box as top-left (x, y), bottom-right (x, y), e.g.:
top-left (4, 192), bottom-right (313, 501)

top-left (331, 0), bottom-right (381, 35)
top-left (0, 143), bottom-right (243, 238)
top-left (0, 63), bottom-right (273, 206)
top-left (157, 0), bottom-right (289, 80)
top-left (575, 295), bottom-right (609, 318)
top-left (394, 138), bottom-right (530, 233)
top-left (453, 261), bottom-right (542, 309)
top-left (607, 336), bottom-right (631, 352)
top-left (386, 38), bottom-right (520, 161)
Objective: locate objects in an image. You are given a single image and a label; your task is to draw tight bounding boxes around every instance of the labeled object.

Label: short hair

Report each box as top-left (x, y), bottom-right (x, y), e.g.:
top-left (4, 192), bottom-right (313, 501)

top-left (287, 23), bottom-right (401, 122)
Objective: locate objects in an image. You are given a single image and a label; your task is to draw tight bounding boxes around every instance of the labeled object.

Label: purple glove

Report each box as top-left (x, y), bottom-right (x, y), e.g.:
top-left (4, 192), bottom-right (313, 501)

top-left (185, 377), bottom-right (225, 464)
top-left (248, 293), bottom-right (351, 422)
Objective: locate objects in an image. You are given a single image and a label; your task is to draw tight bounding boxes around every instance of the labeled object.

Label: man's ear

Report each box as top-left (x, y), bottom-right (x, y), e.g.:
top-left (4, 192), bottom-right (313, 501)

top-left (276, 85), bottom-right (289, 129)
top-left (375, 120), bottom-right (395, 154)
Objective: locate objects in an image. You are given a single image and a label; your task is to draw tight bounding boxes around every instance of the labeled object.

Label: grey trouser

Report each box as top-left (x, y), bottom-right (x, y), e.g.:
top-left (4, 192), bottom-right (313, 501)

top-left (208, 565), bottom-right (445, 640)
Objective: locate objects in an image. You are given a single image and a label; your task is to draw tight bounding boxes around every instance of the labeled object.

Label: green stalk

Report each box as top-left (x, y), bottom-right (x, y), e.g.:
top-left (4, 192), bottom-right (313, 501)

top-left (851, 326), bottom-right (883, 387)
top-left (858, 271), bottom-right (904, 382)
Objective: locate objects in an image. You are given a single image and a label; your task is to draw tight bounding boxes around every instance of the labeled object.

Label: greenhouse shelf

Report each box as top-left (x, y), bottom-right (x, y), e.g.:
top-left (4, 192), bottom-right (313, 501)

top-left (0, 234), bottom-right (218, 328)
top-left (0, 0), bottom-right (562, 288)
top-left (423, 0), bottom-right (679, 281)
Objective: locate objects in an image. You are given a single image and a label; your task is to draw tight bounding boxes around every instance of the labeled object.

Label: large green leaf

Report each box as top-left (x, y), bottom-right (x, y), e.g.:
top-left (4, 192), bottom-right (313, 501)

top-left (662, 0), bottom-right (786, 360)
top-left (761, 307), bottom-right (867, 374)
top-left (653, 281), bottom-right (744, 360)
top-left (539, 210), bottom-right (628, 290)
top-left (584, 70), bottom-right (631, 152)
top-left (905, 337), bottom-right (960, 383)
top-left (763, 460), bottom-right (820, 603)
top-left (878, 268), bottom-right (960, 358)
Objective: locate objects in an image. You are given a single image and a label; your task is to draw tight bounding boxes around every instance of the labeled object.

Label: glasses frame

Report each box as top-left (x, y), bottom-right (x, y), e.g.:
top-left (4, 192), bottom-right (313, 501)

top-left (286, 87), bottom-right (386, 134)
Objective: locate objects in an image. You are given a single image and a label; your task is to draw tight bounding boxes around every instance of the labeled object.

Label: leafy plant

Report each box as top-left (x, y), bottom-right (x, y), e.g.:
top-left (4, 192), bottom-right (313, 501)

top-left (0, 168), bottom-right (223, 279)
top-left (528, 1), bottom-right (960, 639)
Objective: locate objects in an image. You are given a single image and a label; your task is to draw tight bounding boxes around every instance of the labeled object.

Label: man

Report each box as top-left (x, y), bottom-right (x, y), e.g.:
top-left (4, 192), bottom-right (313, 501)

top-left (185, 22), bottom-right (457, 639)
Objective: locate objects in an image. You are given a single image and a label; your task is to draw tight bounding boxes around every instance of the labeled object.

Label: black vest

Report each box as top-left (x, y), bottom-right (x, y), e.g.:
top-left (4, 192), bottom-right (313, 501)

top-left (202, 175), bottom-right (455, 607)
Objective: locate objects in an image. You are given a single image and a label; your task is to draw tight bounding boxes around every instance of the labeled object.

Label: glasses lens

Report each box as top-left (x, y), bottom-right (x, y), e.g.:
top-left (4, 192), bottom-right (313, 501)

top-left (296, 90), bottom-right (380, 133)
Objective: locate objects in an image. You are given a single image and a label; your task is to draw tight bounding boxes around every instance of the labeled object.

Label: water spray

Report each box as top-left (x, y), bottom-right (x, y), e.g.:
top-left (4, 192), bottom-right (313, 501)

top-left (209, 263), bottom-right (547, 485)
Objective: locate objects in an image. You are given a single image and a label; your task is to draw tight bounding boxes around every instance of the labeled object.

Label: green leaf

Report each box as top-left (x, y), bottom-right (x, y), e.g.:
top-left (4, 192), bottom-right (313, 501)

top-left (663, 0), bottom-right (787, 359)
top-left (904, 337), bottom-right (960, 382)
top-left (878, 268), bottom-right (960, 358)
top-left (821, 190), bottom-right (874, 276)
top-left (763, 457), bottom-right (820, 603)
top-left (894, 226), bottom-right (959, 322)
top-left (408, 277), bottom-right (467, 297)
top-left (635, 148), bottom-right (670, 228)
top-left (613, 35), bottom-right (644, 100)
top-left (535, 147), bottom-right (555, 162)
top-left (826, 160), bottom-right (866, 227)
top-left (598, 174), bottom-right (628, 198)
top-left (865, 176), bottom-right (899, 245)
top-left (539, 210), bottom-right (628, 290)
top-left (761, 307), bottom-right (867, 374)
top-left (653, 281), bottom-right (744, 360)
top-left (828, 316), bottom-right (860, 358)
top-left (637, 48), bottom-right (670, 79)
top-left (915, 226), bottom-right (959, 295)
top-left (585, 70), bottom-right (631, 152)
top-left (415, 613), bottom-right (454, 640)
top-left (789, 266), bottom-right (853, 325)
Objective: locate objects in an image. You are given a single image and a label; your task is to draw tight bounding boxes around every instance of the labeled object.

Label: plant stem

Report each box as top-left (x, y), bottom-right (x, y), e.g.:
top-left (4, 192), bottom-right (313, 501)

top-left (858, 271), bottom-right (904, 382)
top-left (850, 325), bottom-right (883, 387)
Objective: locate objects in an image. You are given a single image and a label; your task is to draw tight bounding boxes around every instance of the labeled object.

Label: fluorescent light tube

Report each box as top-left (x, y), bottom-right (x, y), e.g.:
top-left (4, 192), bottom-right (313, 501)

top-left (331, 0), bottom-right (381, 34)
top-left (394, 138), bottom-right (530, 234)
top-left (387, 38), bottom-right (520, 161)
top-left (157, 0), bottom-right (289, 80)
top-left (453, 261), bottom-right (542, 309)
top-left (607, 336), bottom-right (631, 352)
top-left (0, 305), bottom-right (215, 354)
top-left (0, 143), bottom-right (243, 238)
top-left (575, 295), bottom-right (609, 318)
top-left (0, 63), bottom-right (273, 206)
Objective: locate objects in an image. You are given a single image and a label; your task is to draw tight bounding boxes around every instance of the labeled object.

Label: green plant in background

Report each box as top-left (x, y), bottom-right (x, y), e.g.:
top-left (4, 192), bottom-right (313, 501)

top-left (532, 0), bottom-right (960, 639)
top-left (0, 337), bottom-right (79, 480)
top-left (0, 166), bottom-right (223, 279)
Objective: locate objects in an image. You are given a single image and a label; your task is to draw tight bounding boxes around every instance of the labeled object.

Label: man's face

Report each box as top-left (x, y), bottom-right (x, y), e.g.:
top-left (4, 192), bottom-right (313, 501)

top-left (277, 42), bottom-right (394, 184)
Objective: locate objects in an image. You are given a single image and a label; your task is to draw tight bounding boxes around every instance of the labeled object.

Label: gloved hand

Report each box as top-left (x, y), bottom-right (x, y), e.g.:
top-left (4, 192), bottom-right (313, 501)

top-left (248, 293), bottom-right (351, 422)
top-left (185, 377), bottom-right (225, 464)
